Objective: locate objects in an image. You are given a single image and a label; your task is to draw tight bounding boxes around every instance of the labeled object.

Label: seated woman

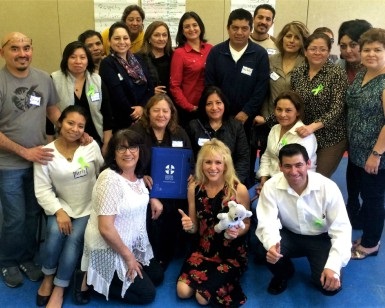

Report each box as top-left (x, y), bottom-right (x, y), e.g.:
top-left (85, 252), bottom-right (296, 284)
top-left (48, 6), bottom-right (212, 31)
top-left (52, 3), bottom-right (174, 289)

top-left (50, 41), bottom-right (113, 156)
top-left (34, 105), bottom-right (104, 307)
top-left (188, 86), bottom-right (250, 184)
top-left (177, 138), bottom-right (250, 306)
top-left (256, 91), bottom-right (317, 194)
top-left (80, 129), bottom-right (163, 305)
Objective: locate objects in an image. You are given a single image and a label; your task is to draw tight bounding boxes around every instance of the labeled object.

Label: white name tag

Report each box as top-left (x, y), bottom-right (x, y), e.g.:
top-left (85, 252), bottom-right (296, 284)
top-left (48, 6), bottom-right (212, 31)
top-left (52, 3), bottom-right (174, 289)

top-left (172, 140), bottom-right (183, 147)
top-left (266, 48), bottom-right (277, 55)
top-left (198, 138), bottom-right (210, 146)
top-left (30, 95), bottom-right (41, 106)
top-left (270, 71), bottom-right (280, 81)
top-left (241, 66), bottom-right (253, 76)
top-left (90, 92), bottom-right (101, 102)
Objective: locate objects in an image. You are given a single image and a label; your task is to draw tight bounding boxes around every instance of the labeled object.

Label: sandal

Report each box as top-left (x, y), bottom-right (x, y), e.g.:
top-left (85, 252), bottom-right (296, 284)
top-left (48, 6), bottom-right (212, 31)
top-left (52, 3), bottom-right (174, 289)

top-left (351, 244), bottom-right (380, 260)
top-left (351, 238), bottom-right (361, 250)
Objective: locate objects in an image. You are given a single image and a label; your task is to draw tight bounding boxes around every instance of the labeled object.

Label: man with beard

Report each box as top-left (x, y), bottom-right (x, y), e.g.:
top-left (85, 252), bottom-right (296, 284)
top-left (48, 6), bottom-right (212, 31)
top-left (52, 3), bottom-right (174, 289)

top-left (250, 4), bottom-right (278, 55)
top-left (0, 32), bottom-right (60, 288)
top-left (78, 30), bottom-right (105, 73)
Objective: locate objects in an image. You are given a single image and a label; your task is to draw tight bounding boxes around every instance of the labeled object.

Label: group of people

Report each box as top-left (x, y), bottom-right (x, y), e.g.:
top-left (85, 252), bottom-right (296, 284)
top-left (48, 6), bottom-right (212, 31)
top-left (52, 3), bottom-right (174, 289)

top-left (0, 2), bottom-right (384, 307)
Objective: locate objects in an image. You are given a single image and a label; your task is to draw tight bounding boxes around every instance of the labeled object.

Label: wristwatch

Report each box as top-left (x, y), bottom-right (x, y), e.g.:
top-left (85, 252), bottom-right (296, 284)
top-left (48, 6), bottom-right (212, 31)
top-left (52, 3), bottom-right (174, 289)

top-left (372, 150), bottom-right (383, 157)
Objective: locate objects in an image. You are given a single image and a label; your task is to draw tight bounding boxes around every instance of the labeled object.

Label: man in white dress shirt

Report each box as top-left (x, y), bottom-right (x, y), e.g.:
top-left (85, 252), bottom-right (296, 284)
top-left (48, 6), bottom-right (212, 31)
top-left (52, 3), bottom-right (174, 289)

top-left (256, 143), bottom-right (351, 295)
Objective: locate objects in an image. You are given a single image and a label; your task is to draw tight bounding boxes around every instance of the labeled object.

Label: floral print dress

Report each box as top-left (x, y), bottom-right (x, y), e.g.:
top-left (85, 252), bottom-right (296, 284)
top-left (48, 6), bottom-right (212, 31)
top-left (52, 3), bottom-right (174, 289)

top-left (178, 186), bottom-right (248, 307)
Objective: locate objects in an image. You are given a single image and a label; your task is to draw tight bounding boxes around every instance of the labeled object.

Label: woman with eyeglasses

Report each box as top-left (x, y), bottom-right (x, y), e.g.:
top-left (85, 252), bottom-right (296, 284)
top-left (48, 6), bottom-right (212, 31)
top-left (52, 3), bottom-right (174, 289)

top-left (79, 129), bottom-right (164, 305)
top-left (335, 19), bottom-right (372, 230)
top-left (291, 32), bottom-right (348, 178)
top-left (130, 93), bottom-right (193, 270)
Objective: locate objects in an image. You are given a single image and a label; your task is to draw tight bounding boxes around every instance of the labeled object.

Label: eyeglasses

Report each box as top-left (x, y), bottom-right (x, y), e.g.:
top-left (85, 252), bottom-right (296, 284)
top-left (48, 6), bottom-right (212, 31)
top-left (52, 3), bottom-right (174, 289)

top-left (1, 37), bottom-right (32, 48)
top-left (339, 42), bottom-right (359, 50)
top-left (307, 47), bottom-right (329, 54)
top-left (116, 145), bottom-right (139, 154)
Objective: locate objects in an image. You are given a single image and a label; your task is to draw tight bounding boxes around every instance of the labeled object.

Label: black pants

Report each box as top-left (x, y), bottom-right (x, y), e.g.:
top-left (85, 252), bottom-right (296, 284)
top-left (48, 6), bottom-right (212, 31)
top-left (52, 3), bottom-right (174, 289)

top-left (108, 258), bottom-right (164, 304)
top-left (147, 199), bottom-right (190, 267)
top-left (266, 228), bottom-right (332, 290)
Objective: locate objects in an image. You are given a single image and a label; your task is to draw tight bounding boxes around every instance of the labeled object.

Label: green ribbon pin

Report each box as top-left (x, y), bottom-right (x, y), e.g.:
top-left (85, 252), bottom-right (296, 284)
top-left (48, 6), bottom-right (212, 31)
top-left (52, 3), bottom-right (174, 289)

top-left (311, 84), bottom-right (324, 95)
top-left (78, 157), bottom-right (89, 170)
top-left (87, 84), bottom-right (95, 96)
top-left (314, 218), bottom-right (324, 228)
top-left (281, 138), bottom-right (288, 146)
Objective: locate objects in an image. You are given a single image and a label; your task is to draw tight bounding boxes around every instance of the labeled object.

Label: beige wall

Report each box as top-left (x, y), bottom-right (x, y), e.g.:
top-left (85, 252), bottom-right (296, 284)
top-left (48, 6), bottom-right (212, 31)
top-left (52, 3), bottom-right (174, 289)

top-left (1, 0), bottom-right (385, 73)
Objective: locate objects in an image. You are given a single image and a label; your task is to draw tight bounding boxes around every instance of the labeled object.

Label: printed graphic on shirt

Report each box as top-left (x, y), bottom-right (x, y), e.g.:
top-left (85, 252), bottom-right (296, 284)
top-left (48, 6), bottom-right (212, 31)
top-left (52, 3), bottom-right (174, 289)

top-left (13, 85), bottom-right (42, 111)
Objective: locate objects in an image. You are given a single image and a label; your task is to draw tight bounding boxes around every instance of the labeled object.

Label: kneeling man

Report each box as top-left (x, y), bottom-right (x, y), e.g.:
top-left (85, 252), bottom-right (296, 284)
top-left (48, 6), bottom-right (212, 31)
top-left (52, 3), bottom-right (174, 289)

top-left (256, 143), bottom-right (351, 295)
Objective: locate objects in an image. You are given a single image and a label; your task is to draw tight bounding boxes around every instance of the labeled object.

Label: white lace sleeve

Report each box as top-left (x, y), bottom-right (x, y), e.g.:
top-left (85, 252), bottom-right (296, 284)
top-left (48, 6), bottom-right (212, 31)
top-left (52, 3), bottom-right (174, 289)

top-left (94, 170), bottom-right (123, 216)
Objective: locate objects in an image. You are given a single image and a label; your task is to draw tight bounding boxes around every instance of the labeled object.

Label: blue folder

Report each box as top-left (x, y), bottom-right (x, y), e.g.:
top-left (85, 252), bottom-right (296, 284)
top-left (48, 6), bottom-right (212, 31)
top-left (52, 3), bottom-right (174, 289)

top-left (150, 147), bottom-right (193, 199)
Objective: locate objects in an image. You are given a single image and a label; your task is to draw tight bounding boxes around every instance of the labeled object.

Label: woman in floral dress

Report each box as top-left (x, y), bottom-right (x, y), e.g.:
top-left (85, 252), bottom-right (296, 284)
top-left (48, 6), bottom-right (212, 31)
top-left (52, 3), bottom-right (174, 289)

top-left (177, 138), bottom-right (250, 307)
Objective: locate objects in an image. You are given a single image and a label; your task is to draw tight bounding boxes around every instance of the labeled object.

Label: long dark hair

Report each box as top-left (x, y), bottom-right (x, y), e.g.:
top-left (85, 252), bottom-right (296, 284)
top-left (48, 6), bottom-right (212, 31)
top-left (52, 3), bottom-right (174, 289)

top-left (175, 11), bottom-right (207, 47)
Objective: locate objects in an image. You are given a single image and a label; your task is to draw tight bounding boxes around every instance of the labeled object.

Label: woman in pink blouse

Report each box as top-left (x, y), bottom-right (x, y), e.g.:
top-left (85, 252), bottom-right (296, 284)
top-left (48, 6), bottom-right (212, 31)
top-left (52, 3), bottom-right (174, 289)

top-left (170, 12), bottom-right (212, 127)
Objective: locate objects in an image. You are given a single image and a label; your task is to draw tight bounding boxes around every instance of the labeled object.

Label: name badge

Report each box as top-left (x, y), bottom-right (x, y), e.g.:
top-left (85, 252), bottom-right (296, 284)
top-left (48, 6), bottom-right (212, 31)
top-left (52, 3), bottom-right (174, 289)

top-left (198, 138), bottom-right (210, 146)
top-left (29, 95), bottom-right (41, 106)
top-left (270, 71), bottom-right (280, 81)
top-left (90, 92), bottom-right (100, 102)
top-left (266, 48), bottom-right (277, 55)
top-left (241, 66), bottom-right (253, 76)
top-left (172, 140), bottom-right (183, 147)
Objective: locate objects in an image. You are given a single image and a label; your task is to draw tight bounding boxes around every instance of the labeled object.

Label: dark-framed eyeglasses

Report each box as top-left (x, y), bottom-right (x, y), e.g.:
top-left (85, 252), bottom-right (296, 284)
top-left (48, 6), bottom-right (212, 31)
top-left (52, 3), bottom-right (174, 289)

top-left (116, 145), bottom-right (139, 154)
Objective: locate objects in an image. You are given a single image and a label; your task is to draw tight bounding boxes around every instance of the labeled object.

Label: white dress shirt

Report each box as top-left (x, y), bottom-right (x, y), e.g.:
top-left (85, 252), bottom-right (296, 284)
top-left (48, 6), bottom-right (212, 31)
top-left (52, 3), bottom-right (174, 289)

top-left (257, 120), bottom-right (317, 178)
top-left (256, 171), bottom-right (352, 274)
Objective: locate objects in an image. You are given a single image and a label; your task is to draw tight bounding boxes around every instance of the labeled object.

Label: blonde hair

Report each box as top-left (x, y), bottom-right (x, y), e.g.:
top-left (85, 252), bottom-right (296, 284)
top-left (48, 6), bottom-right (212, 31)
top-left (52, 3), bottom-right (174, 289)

top-left (195, 138), bottom-right (240, 202)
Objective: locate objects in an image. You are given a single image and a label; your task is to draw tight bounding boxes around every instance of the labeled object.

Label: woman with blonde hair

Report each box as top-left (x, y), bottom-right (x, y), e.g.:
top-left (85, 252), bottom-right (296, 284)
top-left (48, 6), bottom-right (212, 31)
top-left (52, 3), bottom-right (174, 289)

top-left (177, 138), bottom-right (250, 306)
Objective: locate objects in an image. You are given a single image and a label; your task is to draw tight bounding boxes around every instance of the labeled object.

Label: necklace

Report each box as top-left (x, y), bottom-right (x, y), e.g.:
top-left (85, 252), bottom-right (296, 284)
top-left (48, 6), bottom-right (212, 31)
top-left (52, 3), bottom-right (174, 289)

top-left (126, 179), bottom-right (143, 194)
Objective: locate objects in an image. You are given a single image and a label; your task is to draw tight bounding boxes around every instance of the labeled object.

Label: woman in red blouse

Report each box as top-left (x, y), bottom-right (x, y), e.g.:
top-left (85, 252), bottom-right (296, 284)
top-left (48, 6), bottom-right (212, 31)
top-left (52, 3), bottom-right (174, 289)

top-left (170, 12), bottom-right (212, 128)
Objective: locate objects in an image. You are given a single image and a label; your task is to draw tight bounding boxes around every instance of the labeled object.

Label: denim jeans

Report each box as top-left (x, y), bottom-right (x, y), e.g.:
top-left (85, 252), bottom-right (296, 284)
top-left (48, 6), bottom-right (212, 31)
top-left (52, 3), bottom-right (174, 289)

top-left (0, 168), bottom-right (41, 267)
top-left (42, 215), bottom-right (89, 287)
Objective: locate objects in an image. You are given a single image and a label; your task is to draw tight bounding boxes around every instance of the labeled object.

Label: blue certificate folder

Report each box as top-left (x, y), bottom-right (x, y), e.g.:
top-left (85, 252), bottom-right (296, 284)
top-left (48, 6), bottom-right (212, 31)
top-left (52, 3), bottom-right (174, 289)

top-left (150, 147), bottom-right (193, 199)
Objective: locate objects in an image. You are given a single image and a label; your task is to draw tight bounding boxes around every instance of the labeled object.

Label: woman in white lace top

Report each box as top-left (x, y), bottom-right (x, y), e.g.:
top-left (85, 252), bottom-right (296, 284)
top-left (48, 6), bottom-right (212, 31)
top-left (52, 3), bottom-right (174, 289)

top-left (80, 129), bottom-right (164, 304)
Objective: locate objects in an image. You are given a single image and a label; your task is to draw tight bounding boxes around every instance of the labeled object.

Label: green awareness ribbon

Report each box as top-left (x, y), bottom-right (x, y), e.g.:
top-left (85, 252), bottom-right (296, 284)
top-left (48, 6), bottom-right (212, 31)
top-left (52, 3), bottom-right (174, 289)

top-left (78, 157), bottom-right (89, 170)
top-left (87, 84), bottom-right (95, 96)
top-left (311, 84), bottom-right (324, 95)
top-left (281, 138), bottom-right (288, 146)
top-left (314, 218), bottom-right (324, 228)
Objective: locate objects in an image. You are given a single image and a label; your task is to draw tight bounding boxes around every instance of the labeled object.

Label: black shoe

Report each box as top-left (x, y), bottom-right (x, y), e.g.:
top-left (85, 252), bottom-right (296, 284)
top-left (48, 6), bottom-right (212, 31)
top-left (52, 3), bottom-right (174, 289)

top-left (321, 286), bottom-right (342, 296)
top-left (267, 276), bottom-right (289, 295)
top-left (36, 293), bottom-right (51, 307)
top-left (73, 270), bottom-right (90, 305)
